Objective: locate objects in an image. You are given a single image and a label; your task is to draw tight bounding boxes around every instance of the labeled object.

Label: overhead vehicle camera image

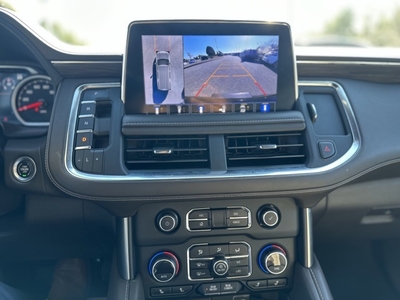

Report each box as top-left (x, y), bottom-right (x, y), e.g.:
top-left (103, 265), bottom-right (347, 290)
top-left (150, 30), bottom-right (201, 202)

top-left (155, 51), bottom-right (171, 91)
top-left (142, 35), bottom-right (184, 105)
top-left (183, 35), bottom-right (279, 102)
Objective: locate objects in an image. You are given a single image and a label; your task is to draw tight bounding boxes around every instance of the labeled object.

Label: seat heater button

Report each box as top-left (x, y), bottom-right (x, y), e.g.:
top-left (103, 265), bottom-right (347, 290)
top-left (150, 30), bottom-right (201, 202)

top-left (150, 287), bottom-right (171, 296)
top-left (247, 280), bottom-right (267, 289)
top-left (267, 278), bottom-right (287, 288)
top-left (172, 285), bottom-right (193, 295)
top-left (209, 245), bottom-right (229, 256)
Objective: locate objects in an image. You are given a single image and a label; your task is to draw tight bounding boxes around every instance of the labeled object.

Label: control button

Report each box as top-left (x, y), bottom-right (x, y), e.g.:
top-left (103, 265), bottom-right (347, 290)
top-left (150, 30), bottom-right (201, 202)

top-left (190, 260), bottom-right (210, 269)
top-left (13, 157), bottom-right (36, 182)
top-left (233, 295), bottom-right (250, 300)
top-left (80, 102), bottom-right (96, 115)
top-left (258, 205), bottom-right (280, 228)
top-left (78, 117), bottom-right (95, 131)
top-left (227, 218), bottom-right (248, 228)
top-left (247, 280), bottom-right (267, 289)
top-left (318, 141), bottom-right (336, 159)
top-left (157, 210), bottom-right (179, 233)
top-left (172, 285), bottom-right (193, 295)
top-left (150, 287), bottom-right (171, 297)
top-left (211, 209), bottom-right (226, 228)
top-left (92, 150), bottom-right (104, 174)
top-left (82, 89), bottom-right (108, 101)
top-left (221, 282), bottom-right (241, 294)
top-left (227, 208), bottom-right (248, 218)
top-left (188, 209), bottom-right (210, 220)
top-left (82, 150), bottom-right (94, 173)
top-left (228, 257), bottom-right (249, 267)
top-left (258, 245), bottom-right (288, 275)
top-left (74, 150), bottom-right (84, 171)
top-left (75, 132), bottom-right (93, 149)
top-left (189, 245), bottom-right (209, 258)
top-left (189, 220), bottom-right (211, 230)
top-left (267, 278), bottom-right (287, 288)
top-left (190, 269), bottom-right (212, 280)
top-left (209, 245), bottom-right (229, 256)
top-left (149, 252), bottom-right (179, 283)
top-left (213, 259), bottom-right (229, 276)
top-left (228, 266), bottom-right (249, 277)
top-left (229, 244), bottom-right (249, 256)
top-left (198, 283), bottom-right (220, 295)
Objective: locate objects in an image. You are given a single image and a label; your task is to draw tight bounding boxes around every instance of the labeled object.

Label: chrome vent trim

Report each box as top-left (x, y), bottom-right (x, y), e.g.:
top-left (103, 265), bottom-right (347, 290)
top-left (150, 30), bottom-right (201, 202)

top-left (124, 135), bottom-right (210, 170)
top-left (225, 132), bottom-right (305, 168)
top-left (64, 81), bottom-right (361, 181)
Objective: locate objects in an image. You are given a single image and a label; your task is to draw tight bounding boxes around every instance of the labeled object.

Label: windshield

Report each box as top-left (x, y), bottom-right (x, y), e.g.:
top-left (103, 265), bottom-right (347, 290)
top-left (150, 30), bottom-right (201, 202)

top-left (2, 0), bottom-right (400, 55)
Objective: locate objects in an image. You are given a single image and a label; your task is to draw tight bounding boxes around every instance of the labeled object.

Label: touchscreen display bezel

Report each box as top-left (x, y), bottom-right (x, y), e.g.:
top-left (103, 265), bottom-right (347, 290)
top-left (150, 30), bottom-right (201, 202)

top-left (123, 20), bottom-right (297, 114)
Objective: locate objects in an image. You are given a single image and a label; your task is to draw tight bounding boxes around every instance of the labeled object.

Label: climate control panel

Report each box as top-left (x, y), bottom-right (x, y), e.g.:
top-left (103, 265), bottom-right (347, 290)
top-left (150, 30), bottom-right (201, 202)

top-left (188, 242), bottom-right (251, 281)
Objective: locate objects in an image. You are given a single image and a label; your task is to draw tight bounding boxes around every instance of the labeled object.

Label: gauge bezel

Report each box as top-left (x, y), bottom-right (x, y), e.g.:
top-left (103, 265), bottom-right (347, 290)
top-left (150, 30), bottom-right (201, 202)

top-left (11, 75), bottom-right (54, 126)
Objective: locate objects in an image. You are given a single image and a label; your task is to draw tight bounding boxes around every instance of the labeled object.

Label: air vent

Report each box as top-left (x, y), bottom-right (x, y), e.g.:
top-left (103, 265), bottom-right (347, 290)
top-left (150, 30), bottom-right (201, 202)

top-left (225, 132), bottom-right (306, 168)
top-left (124, 135), bottom-right (210, 170)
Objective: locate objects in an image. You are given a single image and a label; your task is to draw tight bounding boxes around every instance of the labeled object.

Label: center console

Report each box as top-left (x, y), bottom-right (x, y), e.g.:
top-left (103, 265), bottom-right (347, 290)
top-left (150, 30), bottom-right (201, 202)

top-left (131, 198), bottom-right (298, 300)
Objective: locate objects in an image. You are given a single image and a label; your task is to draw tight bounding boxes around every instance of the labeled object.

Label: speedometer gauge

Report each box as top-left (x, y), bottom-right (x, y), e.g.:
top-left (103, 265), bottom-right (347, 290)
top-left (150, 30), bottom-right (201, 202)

top-left (12, 75), bottom-right (55, 126)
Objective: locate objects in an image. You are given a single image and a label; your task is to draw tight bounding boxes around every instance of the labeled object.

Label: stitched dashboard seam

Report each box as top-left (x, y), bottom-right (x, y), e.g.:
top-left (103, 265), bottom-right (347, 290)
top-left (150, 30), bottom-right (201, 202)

top-left (309, 267), bottom-right (324, 300)
top-left (44, 153), bottom-right (400, 202)
top-left (125, 280), bottom-right (129, 300)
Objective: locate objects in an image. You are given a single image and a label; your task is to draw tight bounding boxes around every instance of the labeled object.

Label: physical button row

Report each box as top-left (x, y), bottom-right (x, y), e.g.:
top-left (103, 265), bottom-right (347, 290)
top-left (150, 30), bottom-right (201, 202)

top-left (189, 244), bottom-right (249, 258)
top-left (190, 266), bottom-right (250, 280)
top-left (188, 207), bottom-right (250, 231)
top-left (247, 278), bottom-right (287, 289)
top-left (75, 149), bottom-right (103, 174)
top-left (198, 282), bottom-right (242, 296)
top-left (150, 285), bottom-right (192, 297)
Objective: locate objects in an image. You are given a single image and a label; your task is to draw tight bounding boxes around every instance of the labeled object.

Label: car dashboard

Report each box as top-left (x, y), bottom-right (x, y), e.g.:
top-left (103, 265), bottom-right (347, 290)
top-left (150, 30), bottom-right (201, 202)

top-left (1, 7), bottom-right (400, 300)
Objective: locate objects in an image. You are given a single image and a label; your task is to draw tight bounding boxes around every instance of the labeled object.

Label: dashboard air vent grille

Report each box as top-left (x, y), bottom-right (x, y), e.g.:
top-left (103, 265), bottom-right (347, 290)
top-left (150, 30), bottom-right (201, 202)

top-left (225, 132), bottom-right (306, 168)
top-left (124, 135), bottom-right (209, 170)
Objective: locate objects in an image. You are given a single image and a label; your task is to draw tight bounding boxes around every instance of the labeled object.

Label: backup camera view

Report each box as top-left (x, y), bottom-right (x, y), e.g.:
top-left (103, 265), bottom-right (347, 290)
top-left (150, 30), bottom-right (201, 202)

top-left (142, 35), bottom-right (279, 112)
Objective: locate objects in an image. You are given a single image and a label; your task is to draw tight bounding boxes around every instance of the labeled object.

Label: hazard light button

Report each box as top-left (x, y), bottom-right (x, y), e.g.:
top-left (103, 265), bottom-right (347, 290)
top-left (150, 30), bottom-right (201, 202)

top-left (318, 141), bottom-right (336, 159)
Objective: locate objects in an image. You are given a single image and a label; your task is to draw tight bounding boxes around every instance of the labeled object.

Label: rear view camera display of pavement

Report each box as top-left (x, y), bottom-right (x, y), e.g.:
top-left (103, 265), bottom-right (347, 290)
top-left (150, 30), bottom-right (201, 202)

top-left (142, 35), bottom-right (279, 113)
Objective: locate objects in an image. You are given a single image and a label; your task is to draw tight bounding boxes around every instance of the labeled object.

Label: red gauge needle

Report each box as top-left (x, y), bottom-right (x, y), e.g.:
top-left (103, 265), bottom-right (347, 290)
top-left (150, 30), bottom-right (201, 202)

top-left (18, 101), bottom-right (43, 112)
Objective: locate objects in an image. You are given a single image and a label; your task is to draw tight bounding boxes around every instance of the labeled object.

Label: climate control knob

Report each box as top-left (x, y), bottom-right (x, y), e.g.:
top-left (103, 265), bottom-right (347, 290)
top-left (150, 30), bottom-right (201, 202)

top-left (149, 251), bottom-right (180, 283)
top-left (258, 245), bottom-right (288, 275)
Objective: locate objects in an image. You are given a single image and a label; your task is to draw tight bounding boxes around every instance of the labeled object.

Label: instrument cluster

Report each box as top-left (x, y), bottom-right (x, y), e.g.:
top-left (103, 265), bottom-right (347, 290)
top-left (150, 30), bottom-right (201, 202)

top-left (0, 66), bottom-right (54, 128)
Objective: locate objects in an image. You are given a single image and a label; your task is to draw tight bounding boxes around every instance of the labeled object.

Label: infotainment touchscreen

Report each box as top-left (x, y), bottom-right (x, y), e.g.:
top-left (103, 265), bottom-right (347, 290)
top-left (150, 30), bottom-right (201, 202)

top-left (124, 21), bottom-right (297, 114)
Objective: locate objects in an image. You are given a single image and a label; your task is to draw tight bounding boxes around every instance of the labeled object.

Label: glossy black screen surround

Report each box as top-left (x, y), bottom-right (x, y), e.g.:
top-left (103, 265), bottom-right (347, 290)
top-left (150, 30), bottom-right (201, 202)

top-left (124, 20), bottom-right (297, 114)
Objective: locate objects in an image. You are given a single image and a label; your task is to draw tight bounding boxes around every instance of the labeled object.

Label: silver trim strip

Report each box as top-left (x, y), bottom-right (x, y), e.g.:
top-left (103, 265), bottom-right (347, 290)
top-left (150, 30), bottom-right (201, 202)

top-left (298, 60), bottom-right (400, 67)
top-left (52, 61), bottom-right (122, 65)
top-left (65, 81), bottom-right (361, 182)
top-left (0, 65), bottom-right (37, 75)
top-left (302, 208), bottom-right (313, 268)
top-left (117, 217), bottom-right (133, 280)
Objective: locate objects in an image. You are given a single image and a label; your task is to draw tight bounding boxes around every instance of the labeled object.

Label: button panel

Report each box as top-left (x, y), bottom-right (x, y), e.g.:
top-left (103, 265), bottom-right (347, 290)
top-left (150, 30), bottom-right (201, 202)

top-left (187, 207), bottom-right (251, 231)
top-left (187, 242), bottom-right (251, 281)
